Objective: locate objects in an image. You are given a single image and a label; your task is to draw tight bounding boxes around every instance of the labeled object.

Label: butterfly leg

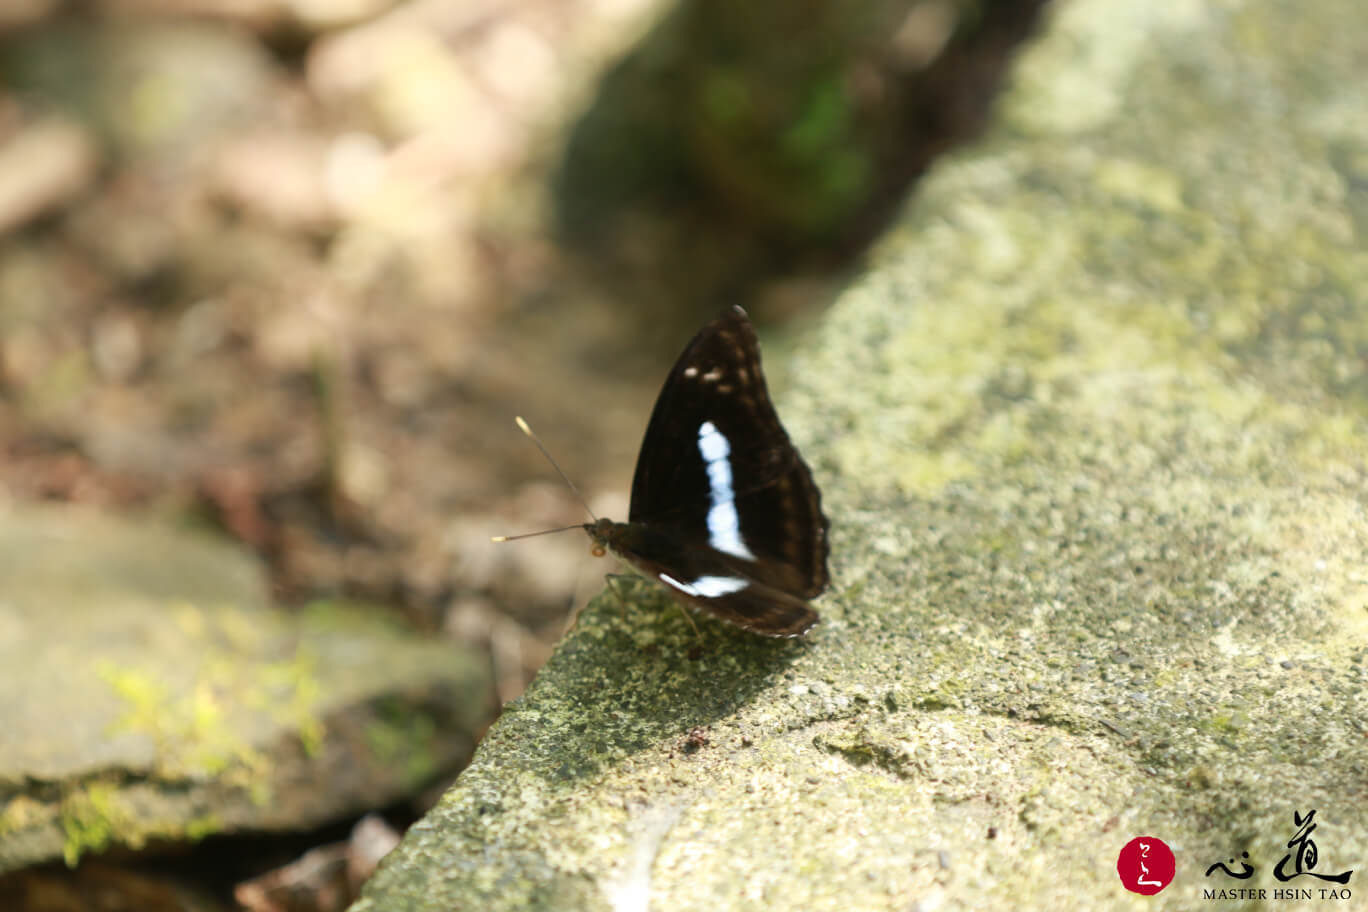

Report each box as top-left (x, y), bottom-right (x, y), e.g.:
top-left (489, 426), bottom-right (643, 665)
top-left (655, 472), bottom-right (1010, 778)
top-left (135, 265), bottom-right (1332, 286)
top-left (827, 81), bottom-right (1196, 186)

top-left (604, 573), bottom-right (637, 622)
top-left (670, 601), bottom-right (703, 641)
top-left (605, 573), bottom-right (702, 641)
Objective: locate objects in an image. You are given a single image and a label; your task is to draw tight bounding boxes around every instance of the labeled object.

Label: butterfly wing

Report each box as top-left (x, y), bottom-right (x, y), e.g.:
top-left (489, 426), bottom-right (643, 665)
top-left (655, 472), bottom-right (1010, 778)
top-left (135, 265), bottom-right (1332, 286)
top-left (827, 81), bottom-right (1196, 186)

top-left (650, 554), bottom-right (822, 638)
top-left (627, 305), bottom-right (829, 604)
top-left (592, 519), bottom-right (820, 637)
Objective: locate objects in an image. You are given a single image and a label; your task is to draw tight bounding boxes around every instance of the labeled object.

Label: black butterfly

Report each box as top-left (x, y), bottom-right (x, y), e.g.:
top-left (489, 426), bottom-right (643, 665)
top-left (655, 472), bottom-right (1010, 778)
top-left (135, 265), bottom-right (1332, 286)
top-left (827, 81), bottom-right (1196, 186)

top-left (582, 305), bottom-right (829, 637)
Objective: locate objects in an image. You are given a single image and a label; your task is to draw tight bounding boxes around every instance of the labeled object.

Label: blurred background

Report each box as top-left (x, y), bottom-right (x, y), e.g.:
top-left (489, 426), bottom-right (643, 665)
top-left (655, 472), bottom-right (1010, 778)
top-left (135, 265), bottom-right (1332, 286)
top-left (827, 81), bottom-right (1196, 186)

top-left (0, 0), bottom-right (1046, 907)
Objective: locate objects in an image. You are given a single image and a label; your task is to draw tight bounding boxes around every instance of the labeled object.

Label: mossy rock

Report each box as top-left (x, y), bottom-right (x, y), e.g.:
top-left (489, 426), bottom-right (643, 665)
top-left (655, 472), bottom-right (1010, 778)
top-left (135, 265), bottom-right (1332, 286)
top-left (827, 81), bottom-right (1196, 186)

top-left (356, 0), bottom-right (1368, 908)
top-left (0, 506), bottom-right (490, 873)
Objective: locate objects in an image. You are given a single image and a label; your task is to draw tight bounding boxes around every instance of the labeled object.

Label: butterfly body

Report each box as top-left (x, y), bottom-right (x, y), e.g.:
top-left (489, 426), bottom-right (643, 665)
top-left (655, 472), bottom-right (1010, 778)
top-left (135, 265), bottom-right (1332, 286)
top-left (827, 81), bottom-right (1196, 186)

top-left (588, 305), bottom-right (829, 638)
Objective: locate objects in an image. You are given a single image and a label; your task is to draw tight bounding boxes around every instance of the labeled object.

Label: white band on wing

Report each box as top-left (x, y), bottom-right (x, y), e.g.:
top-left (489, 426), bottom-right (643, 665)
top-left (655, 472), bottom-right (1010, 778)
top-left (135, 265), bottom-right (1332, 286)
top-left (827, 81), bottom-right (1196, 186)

top-left (659, 572), bottom-right (749, 598)
top-left (697, 421), bottom-right (757, 560)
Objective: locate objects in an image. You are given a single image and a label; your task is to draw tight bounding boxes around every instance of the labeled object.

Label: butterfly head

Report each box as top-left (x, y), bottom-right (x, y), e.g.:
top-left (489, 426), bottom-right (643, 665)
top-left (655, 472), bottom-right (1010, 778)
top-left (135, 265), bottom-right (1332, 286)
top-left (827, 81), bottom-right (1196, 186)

top-left (583, 517), bottom-right (615, 557)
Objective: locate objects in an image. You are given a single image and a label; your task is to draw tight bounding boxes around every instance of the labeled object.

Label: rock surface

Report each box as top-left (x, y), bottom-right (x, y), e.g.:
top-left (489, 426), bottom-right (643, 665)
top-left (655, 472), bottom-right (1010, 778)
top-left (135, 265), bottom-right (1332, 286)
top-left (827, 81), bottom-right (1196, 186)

top-left (0, 506), bottom-right (491, 873)
top-left (354, 0), bottom-right (1368, 908)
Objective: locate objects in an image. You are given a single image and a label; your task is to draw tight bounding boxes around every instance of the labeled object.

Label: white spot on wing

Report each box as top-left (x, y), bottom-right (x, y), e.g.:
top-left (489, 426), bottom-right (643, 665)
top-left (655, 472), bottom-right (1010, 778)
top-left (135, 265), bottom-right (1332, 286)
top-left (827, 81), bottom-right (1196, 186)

top-left (659, 573), bottom-right (748, 598)
top-left (697, 420), bottom-right (756, 560)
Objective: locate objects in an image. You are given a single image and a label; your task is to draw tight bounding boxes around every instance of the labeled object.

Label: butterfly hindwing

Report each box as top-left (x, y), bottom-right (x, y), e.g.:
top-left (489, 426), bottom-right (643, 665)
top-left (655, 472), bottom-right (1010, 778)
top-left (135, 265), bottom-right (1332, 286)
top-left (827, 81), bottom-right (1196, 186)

top-left (655, 564), bottom-right (820, 638)
top-left (593, 519), bottom-right (820, 637)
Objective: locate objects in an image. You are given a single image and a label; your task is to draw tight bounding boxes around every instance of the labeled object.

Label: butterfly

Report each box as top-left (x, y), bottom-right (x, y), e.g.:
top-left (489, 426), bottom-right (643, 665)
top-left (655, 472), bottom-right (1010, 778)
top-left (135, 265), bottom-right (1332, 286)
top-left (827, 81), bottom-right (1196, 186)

top-left (579, 305), bottom-right (830, 637)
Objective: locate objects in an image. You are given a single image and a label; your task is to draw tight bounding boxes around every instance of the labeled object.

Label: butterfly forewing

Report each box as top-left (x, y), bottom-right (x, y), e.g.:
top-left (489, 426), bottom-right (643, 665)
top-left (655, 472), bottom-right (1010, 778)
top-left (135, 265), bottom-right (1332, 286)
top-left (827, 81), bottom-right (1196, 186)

top-left (616, 305), bottom-right (829, 633)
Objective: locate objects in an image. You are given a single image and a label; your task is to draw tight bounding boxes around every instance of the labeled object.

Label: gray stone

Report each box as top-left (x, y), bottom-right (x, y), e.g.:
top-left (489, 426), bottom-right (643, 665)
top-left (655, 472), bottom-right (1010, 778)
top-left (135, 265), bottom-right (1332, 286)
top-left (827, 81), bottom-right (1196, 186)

top-left (0, 506), bottom-right (490, 873)
top-left (354, 0), bottom-right (1368, 908)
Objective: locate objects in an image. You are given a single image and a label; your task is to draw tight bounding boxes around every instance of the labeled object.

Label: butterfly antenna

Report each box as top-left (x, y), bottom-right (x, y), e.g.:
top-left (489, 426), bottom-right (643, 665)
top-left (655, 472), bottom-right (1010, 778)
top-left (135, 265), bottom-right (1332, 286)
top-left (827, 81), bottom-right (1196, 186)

top-left (490, 416), bottom-right (598, 544)
top-left (490, 523), bottom-right (586, 543)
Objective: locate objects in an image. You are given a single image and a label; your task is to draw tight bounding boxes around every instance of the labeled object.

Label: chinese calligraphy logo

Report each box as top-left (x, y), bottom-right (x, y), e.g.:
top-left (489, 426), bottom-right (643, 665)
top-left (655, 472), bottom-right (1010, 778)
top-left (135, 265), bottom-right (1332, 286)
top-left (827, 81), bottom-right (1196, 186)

top-left (1118, 836), bottom-right (1176, 895)
top-left (1204, 808), bottom-right (1354, 901)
